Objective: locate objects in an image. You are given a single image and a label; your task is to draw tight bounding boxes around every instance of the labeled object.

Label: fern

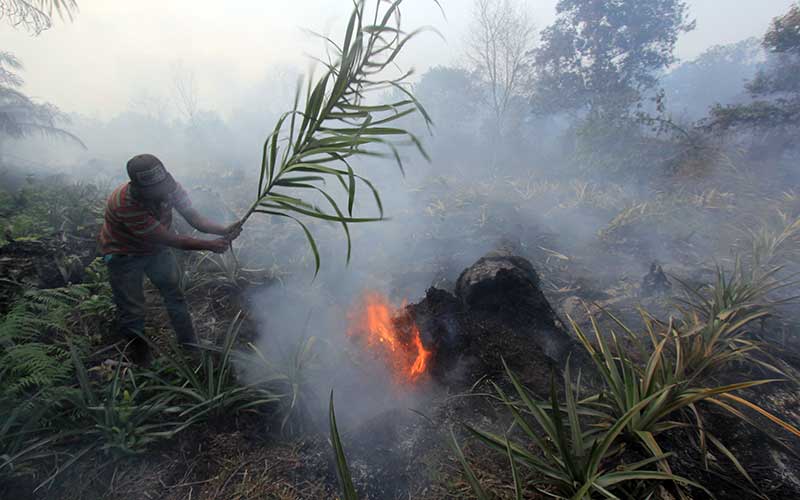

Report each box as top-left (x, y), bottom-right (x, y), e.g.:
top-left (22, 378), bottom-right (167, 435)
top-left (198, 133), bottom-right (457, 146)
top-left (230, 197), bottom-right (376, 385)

top-left (0, 286), bottom-right (93, 399)
top-left (3, 343), bottom-right (72, 395)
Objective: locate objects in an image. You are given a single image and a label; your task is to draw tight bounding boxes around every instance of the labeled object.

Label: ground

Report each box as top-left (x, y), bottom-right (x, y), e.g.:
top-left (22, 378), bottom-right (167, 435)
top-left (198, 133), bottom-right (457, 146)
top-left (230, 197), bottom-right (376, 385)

top-left (2, 167), bottom-right (800, 500)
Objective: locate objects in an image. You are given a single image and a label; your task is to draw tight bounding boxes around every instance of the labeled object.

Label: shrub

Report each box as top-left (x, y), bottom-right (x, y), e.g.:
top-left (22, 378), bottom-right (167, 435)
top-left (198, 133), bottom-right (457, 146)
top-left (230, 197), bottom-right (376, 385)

top-left (67, 344), bottom-right (186, 458)
top-left (457, 361), bottom-right (704, 499)
top-left (142, 312), bottom-right (280, 425)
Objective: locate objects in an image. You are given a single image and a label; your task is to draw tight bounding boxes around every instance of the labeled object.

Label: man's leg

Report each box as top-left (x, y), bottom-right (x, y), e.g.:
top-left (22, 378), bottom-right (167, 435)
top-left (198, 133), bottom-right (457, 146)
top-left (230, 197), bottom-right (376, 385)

top-left (106, 255), bottom-right (149, 362)
top-left (145, 250), bottom-right (198, 346)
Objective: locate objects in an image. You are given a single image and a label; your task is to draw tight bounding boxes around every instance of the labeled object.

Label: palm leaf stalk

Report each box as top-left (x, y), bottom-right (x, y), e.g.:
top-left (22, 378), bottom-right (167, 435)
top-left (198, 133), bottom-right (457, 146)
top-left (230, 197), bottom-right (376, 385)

top-left (239, 0), bottom-right (435, 275)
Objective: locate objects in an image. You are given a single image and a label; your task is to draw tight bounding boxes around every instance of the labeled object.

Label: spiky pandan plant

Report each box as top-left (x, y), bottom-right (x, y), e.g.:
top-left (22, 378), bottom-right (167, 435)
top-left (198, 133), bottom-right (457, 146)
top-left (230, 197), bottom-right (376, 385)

top-left (240, 0), bottom-right (437, 275)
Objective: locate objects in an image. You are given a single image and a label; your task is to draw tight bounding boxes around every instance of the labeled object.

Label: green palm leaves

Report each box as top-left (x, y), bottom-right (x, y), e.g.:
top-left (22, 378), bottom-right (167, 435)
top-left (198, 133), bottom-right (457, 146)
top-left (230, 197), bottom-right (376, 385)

top-left (242, 0), bottom-right (435, 275)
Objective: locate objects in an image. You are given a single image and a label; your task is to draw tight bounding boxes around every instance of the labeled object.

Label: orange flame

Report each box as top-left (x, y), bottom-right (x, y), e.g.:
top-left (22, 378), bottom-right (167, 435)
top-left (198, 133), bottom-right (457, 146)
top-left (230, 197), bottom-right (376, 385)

top-left (347, 291), bottom-right (432, 383)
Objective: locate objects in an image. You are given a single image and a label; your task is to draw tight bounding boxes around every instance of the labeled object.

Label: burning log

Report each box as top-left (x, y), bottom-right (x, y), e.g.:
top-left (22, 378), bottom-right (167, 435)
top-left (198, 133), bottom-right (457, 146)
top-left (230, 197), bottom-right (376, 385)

top-left (454, 250), bottom-right (577, 365)
top-left (342, 252), bottom-right (800, 499)
top-left (345, 251), bottom-right (589, 390)
top-left (409, 251), bottom-right (589, 388)
top-left (338, 252), bottom-right (593, 497)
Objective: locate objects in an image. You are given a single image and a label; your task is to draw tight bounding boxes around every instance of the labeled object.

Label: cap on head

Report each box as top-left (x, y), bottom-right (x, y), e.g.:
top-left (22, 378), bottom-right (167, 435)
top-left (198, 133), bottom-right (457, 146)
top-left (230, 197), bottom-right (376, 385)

top-left (126, 154), bottom-right (176, 200)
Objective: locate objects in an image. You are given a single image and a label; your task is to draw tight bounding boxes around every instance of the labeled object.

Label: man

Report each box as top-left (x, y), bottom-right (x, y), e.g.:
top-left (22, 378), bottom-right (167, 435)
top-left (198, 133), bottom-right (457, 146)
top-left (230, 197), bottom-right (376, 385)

top-left (99, 154), bottom-right (242, 363)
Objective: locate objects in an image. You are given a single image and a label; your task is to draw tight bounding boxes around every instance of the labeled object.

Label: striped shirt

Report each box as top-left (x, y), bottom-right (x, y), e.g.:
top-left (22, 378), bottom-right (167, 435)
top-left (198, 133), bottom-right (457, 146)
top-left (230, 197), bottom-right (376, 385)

top-left (99, 182), bottom-right (192, 255)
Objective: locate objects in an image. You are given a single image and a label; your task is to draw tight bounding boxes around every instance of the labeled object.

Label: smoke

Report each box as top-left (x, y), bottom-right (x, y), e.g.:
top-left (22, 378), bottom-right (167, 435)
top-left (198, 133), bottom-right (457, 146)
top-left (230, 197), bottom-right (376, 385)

top-left (4, 0), bottom-right (799, 437)
top-left (235, 157), bottom-right (494, 428)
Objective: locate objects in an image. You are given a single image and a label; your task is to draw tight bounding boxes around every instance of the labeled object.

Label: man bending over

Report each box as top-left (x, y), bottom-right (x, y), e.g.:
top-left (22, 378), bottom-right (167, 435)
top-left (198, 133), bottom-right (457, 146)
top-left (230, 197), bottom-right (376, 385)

top-left (99, 154), bottom-right (241, 363)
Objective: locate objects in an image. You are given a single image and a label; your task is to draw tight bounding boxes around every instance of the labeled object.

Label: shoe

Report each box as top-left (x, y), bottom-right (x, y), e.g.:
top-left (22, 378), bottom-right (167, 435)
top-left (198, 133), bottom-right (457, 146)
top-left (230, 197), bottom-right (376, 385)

top-left (124, 337), bottom-right (151, 365)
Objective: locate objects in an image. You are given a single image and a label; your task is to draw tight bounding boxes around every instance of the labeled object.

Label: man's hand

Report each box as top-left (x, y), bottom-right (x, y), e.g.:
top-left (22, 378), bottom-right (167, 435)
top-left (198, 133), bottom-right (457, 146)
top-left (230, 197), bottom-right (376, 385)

top-left (222, 220), bottom-right (243, 241)
top-left (178, 207), bottom-right (244, 239)
top-left (145, 226), bottom-right (233, 253)
top-left (205, 238), bottom-right (231, 254)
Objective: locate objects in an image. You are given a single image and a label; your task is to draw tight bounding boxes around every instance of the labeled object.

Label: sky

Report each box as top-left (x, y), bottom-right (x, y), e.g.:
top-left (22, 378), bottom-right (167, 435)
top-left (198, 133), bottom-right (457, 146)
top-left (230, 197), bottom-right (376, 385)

top-left (0, 0), bottom-right (796, 119)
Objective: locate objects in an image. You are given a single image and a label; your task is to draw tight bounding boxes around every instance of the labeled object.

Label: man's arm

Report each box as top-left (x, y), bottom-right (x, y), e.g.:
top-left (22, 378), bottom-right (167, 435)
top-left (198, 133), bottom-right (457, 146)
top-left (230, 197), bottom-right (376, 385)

top-left (178, 206), bottom-right (240, 237)
top-left (146, 225), bottom-right (230, 253)
top-left (170, 185), bottom-right (241, 238)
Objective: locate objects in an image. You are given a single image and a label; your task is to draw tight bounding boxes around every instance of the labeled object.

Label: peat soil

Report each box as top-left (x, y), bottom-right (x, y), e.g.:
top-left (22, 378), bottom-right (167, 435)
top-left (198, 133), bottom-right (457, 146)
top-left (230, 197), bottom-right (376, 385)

top-left (5, 231), bottom-right (800, 499)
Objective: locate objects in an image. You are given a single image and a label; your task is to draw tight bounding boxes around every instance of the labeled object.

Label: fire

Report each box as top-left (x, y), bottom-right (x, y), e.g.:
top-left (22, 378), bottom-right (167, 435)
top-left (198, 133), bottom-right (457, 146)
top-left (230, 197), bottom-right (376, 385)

top-left (347, 291), bottom-right (432, 383)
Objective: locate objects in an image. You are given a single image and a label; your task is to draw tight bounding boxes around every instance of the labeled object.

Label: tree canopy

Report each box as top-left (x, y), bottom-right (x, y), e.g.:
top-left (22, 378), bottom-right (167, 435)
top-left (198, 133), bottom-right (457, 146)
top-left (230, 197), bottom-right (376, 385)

top-left (530, 0), bottom-right (694, 117)
top-left (415, 66), bottom-right (482, 129)
top-left (709, 3), bottom-right (800, 130)
top-left (661, 39), bottom-right (764, 119)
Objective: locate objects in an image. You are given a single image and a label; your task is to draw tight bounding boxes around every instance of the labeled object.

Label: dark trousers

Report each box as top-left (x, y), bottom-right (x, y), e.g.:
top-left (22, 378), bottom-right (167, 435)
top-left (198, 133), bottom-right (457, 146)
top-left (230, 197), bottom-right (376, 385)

top-left (106, 250), bottom-right (197, 347)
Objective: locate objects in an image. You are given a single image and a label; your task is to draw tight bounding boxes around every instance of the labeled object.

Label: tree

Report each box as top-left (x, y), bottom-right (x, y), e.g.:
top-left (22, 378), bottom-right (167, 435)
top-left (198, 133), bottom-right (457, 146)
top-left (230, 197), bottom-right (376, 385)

top-left (0, 0), bottom-right (77, 35)
top-left (531, 0), bottom-right (694, 117)
top-left (661, 39), bottom-right (764, 120)
top-left (171, 62), bottom-right (199, 126)
top-left (763, 2), bottom-right (800, 55)
top-left (709, 4), bottom-right (800, 130)
top-left (0, 2), bottom-right (83, 164)
top-left (0, 52), bottom-right (83, 158)
top-left (415, 66), bottom-right (482, 130)
top-left (466, 0), bottom-right (536, 131)
top-left (413, 66), bottom-right (484, 167)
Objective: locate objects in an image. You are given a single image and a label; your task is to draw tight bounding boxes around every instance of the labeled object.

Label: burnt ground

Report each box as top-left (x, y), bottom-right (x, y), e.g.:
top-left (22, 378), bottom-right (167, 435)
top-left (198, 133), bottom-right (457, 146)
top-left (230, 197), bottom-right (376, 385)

top-left (5, 226), bottom-right (800, 499)
top-left (39, 421), bottom-right (337, 500)
top-left (0, 234), bottom-right (98, 313)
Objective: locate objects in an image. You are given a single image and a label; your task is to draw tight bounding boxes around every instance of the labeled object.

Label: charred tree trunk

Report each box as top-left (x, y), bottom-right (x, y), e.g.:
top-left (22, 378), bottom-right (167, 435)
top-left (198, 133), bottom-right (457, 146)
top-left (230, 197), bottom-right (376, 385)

top-left (411, 250), bottom-right (589, 389)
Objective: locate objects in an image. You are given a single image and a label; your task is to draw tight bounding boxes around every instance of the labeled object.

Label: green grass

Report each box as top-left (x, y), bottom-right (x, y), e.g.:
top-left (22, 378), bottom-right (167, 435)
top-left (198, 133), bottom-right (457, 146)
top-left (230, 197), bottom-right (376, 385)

top-left (142, 312), bottom-right (281, 425)
top-left (185, 247), bottom-right (267, 296)
top-left (244, 335), bottom-right (321, 433)
top-left (456, 277), bottom-right (800, 498)
top-left (670, 259), bottom-right (798, 382)
top-left (744, 213), bottom-right (800, 268)
top-left (0, 393), bottom-right (62, 484)
top-left (330, 391), bottom-right (358, 500)
top-left (68, 344), bottom-right (184, 458)
top-left (0, 179), bottom-right (102, 240)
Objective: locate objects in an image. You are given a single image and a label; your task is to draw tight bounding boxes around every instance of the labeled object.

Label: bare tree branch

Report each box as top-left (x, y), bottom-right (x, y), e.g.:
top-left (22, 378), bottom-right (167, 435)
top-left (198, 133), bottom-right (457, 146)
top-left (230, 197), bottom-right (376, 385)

top-left (171, 63), bottom-right (199, 126)
top-left (466, 0), bottom-right (536, 131)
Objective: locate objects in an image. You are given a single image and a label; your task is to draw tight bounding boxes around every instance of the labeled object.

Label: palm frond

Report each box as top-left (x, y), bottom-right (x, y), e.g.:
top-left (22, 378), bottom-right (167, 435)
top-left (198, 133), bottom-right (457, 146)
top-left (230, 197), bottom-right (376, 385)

top-left (241, 0), bottom-right (434, 275)
top-left (0, 81), bottom-right (86, 147)
top-left (0, 52), bottom-right (24, 87)
top-left (0, 0), bottom-right (78, 34)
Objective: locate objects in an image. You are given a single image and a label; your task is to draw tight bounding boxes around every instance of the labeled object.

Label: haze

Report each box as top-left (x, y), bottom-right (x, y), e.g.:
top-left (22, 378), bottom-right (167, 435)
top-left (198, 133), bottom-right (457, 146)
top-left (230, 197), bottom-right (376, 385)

top-left (1, 0), bottom-right (795, 119)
